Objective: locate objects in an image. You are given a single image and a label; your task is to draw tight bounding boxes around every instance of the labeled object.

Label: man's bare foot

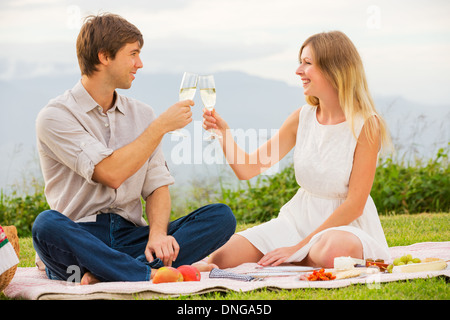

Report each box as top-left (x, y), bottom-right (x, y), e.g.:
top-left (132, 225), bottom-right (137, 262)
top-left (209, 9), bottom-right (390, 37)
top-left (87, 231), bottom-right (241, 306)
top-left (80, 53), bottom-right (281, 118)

top-left (80, 272), bottom-right (100, 285)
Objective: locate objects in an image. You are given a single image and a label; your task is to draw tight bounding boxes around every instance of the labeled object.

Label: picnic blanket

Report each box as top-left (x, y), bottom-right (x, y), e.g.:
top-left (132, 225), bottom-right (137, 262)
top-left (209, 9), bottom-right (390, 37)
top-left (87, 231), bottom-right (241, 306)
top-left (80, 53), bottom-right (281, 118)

top-left (3, 241), bottom-right (450, 300)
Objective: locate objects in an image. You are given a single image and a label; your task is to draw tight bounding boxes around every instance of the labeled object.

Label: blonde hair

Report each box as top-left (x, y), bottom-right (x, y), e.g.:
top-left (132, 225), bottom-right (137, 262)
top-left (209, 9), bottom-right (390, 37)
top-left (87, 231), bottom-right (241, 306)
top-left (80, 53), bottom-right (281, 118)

top-left (300, 31), bottom-right (392, 151)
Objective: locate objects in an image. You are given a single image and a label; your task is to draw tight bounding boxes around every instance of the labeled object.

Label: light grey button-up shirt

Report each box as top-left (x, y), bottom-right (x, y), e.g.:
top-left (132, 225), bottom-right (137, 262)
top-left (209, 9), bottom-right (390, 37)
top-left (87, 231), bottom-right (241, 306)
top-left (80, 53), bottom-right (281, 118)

top-left (36, 80), bottom-right (175, 226)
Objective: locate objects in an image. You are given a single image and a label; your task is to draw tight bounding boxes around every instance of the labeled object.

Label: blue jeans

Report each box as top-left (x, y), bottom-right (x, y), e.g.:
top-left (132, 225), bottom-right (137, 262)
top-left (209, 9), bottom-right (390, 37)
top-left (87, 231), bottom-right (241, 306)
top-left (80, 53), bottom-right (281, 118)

top-left (32, 204), bottom-right (236, 282)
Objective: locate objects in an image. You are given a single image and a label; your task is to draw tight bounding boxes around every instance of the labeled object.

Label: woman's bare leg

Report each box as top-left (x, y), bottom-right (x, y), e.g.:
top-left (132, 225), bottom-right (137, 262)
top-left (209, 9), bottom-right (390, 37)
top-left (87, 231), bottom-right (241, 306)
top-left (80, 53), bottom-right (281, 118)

top-left (208, 234), bottom-right (264, 269)
top-left (301, 230), bottom-right (363, 268)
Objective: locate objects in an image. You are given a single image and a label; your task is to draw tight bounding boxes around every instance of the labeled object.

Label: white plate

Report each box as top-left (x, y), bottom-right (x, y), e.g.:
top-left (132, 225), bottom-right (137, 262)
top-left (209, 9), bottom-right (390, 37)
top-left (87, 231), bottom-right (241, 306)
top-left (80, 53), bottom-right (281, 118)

top-left (255, 266), bottom-right (318, 272)
top-left (246, 272), bottom-right (306, 278)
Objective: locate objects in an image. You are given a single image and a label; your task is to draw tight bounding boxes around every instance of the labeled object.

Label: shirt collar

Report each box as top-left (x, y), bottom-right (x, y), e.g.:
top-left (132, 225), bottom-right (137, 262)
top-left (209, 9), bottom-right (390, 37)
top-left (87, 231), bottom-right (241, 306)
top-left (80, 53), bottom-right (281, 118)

top-left (113, 92), bottom-right (126, 115)
top-left (71, 80), bottom-right (126, 115)
top-left (71, 80), bottom-right (98, 113)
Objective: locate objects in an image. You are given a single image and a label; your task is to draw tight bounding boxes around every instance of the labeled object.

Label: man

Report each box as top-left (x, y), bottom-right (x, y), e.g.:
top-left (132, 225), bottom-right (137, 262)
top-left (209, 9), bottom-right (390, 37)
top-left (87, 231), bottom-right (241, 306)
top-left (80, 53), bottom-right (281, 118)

top-left (32, 13), bottom-right (235, 284)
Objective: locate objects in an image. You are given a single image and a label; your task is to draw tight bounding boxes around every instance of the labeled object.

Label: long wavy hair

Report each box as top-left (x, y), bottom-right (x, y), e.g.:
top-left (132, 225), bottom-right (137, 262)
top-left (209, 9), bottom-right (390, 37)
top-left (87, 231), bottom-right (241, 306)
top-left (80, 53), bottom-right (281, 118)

top-left (300, 31), bottom-right (392, 151)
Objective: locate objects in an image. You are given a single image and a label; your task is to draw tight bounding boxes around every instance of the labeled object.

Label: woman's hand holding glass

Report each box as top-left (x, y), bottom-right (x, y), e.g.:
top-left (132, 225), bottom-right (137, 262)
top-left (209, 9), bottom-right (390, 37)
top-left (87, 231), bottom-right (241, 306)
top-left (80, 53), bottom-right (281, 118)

top-left (202, 108), bottom-right (228, 139)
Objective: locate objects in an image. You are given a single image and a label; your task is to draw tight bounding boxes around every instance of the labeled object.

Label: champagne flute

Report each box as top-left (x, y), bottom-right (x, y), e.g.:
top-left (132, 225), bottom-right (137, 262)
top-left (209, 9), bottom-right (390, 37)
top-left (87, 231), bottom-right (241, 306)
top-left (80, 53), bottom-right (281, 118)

top-left (169, 72), bottom-right (198, 137)
top-left (199, 75), bottom-right (220, 140)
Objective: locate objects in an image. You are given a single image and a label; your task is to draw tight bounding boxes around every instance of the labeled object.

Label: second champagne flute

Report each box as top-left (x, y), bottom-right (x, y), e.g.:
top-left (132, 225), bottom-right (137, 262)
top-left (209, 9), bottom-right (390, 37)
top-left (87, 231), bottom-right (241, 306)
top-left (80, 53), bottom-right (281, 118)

top-left (199, 75), bottom-right (220, 140)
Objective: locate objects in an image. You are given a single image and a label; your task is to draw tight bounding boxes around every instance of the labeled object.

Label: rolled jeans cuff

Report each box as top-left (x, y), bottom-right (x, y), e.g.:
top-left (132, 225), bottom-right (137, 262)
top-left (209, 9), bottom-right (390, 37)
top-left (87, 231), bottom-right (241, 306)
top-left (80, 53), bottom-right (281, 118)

top-left (136, 255), bottom-right (164, 280)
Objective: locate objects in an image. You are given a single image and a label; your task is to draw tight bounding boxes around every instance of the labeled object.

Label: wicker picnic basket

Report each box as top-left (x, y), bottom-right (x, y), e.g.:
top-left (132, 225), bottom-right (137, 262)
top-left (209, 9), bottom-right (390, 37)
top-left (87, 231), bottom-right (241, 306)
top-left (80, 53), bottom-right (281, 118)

top-left (0, 225), bottom-right (20, 292)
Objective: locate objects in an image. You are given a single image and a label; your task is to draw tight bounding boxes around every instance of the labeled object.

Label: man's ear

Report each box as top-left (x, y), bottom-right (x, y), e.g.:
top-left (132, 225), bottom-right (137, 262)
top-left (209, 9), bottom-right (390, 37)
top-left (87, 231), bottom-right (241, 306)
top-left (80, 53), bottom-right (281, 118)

top-left (98, 50), bottom-right (110, 66)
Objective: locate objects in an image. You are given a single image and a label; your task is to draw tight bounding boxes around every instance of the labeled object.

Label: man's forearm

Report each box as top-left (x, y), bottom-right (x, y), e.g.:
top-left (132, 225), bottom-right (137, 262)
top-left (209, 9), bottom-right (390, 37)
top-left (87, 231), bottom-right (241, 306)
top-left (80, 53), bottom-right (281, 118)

top-left (145, 185), bottom-right (180, 266)
top-left (92, 117), bottom-right (167, 189)
top-left (146, 185), bottom-right (171, 236)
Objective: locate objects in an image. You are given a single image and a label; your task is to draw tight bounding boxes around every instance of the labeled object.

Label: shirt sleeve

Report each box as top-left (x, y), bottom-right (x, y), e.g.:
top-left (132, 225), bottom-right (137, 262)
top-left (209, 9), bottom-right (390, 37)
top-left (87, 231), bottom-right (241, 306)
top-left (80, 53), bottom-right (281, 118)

top-left (36, 105), bottom-right (114, 184)
top-left (141, 143), bottom-right (175, 200)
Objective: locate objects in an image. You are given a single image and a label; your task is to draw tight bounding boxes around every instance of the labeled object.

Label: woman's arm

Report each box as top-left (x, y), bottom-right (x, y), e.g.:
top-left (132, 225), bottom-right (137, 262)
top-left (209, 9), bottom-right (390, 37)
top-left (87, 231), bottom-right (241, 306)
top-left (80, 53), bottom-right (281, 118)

top-left (258, 118), bottom-right (381, 266)
top-left (203, 108), bottom-right (300, 180)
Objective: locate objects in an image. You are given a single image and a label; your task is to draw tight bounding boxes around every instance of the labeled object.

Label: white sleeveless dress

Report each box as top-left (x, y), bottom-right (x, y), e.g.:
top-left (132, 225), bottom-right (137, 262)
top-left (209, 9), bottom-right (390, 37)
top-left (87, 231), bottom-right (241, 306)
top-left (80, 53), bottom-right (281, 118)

top-left (238, 104), bottom-right (390, 262)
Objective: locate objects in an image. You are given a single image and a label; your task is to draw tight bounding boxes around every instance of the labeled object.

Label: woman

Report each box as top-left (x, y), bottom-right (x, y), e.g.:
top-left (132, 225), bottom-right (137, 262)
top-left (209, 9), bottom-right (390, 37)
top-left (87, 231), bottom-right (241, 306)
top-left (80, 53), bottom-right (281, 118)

top-left (202, 31), bottom-right (392, 269)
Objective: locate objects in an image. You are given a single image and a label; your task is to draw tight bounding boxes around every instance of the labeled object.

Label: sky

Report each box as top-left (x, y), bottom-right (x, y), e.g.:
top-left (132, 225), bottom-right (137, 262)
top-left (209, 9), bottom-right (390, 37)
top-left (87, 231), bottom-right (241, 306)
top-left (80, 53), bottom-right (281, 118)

top-left (1, 0), bottom-right (450, 106)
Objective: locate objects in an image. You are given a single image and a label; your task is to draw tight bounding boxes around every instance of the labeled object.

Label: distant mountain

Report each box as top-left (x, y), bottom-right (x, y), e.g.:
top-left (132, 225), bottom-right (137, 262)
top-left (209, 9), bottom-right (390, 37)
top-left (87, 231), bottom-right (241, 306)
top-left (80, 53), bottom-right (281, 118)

top-left (0, 71), bottom-right (448, 191)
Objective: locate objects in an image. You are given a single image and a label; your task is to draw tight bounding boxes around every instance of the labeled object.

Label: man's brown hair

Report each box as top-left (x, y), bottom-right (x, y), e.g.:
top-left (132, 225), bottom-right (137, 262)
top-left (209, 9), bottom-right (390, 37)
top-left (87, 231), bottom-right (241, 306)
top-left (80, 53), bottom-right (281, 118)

top-left (76, 13), bottom-right (144, 76)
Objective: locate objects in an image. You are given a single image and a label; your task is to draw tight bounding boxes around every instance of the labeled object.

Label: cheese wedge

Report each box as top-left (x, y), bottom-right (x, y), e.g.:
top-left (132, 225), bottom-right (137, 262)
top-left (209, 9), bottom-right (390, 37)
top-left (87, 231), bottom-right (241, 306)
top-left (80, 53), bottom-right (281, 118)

top-left (392, 259), bottom-right (447, 273)
top-left (334, 257), bottom-right (355, 270)
top-left (334, 269), bottom-right (364, 280)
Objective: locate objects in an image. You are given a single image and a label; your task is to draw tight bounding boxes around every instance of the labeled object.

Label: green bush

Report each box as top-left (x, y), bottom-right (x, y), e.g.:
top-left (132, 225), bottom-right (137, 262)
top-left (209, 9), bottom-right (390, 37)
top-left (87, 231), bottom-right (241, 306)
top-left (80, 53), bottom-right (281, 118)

top-left (372, 146), bottom-right (449, 214)
top-left (0, 189), bottom-right (49, 237)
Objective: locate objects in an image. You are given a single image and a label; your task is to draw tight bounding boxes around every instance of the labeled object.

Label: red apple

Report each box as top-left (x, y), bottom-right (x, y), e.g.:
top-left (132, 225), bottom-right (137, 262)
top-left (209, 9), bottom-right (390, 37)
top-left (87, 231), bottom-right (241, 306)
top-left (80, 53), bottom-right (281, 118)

top-left (152, 267), bottom-right (184, 284)
top-left (177, 265), bottom-right (201, 281)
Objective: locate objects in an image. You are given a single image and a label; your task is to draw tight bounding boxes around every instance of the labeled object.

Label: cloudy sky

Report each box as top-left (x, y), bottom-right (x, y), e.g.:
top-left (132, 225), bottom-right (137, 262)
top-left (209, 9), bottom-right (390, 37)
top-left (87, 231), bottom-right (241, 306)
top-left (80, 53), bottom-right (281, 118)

top-left (1, 0), bottom-right (450, 105)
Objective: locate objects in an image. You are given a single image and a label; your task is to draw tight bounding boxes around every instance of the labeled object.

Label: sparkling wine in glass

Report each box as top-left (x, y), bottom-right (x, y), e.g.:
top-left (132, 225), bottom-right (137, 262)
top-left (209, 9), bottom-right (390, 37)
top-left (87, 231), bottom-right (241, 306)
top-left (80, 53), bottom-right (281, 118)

top-left (199, 75), bottom-right (220, 140)
top-left (169, 72), bottom-right (198, 137)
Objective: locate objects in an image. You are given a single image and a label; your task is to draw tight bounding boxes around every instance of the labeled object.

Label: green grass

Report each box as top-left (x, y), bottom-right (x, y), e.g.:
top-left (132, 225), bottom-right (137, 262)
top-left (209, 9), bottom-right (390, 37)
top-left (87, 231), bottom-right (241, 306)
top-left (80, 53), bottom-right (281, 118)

top-left (1, 213), bottom-right (449, 300)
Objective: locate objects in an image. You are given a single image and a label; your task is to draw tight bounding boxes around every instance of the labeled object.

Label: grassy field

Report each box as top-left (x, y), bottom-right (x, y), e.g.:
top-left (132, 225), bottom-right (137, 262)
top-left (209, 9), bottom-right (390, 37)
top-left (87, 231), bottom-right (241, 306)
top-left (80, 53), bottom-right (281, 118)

top-left (1, 213), bottom-right (449, 300)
